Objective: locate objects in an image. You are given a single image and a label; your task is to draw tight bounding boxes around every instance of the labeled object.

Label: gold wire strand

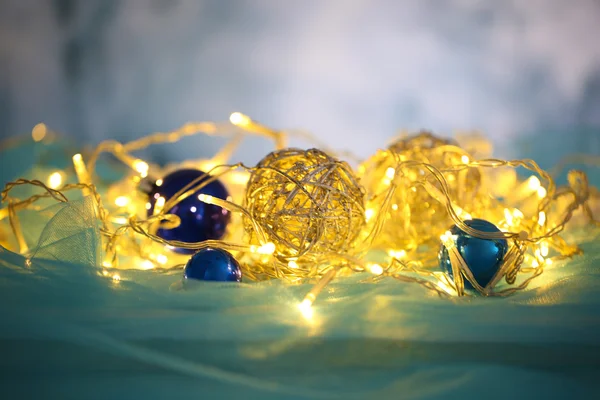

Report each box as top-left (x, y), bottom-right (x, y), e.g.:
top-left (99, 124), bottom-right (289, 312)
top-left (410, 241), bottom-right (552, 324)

top-left (1, 121), bottom-right (598, 303)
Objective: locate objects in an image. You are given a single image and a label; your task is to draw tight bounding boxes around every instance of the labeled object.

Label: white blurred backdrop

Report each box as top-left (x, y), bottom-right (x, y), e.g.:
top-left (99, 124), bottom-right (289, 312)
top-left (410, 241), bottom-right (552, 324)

top-left (1, 0), bottom-right (599, 166)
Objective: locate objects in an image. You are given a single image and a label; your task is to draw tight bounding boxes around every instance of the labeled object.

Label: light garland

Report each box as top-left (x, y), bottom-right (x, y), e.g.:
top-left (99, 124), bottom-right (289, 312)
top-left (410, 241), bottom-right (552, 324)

top-left (0, 114), bottom-right (598, 313)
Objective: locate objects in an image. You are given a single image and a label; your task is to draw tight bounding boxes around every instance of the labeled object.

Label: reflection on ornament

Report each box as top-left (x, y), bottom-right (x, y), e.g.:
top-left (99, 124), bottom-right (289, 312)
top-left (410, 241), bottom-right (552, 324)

top-left (184, 247), bottom-right (242, 282)
top-left (244, 148), bottom-right (365, 259)
top-left (438, 218), bottom-right (508, 291)
top-left (147, 169), bottom-right (231, 254)
top-left (359, 131), bottom-right (482, 251)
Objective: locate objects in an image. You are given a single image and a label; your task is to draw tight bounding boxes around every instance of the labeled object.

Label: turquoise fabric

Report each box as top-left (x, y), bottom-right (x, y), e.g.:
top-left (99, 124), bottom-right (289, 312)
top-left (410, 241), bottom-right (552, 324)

top-left (1, 145), bottom-right (599, 399)
top-left (1, 213), bottom-right (599, 399)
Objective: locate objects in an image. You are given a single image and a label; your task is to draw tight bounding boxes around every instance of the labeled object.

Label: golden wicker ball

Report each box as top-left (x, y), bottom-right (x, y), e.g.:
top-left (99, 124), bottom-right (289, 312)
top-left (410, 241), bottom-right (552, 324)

top-left (244, 148), bottom-right (366, 259)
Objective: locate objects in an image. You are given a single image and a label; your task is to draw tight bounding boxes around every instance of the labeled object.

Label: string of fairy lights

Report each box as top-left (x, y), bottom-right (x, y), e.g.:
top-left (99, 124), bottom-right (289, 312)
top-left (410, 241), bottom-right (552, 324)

top-left (0, 114), bottom-right (598, 316)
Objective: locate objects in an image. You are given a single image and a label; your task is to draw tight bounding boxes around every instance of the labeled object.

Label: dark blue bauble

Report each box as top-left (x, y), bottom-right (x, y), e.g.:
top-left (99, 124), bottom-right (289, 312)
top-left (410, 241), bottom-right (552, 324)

top-left (184, 248), bottom-right (242, 282)
top-left (147, 169), bottom-right (231, 254)
top-left (438, 218), bottom-right (508, 291)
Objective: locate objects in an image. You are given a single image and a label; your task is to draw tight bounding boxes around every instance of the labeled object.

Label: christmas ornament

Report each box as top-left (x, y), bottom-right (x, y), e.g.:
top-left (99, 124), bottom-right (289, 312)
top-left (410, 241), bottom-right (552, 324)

top-left (243, 148), bottom-right (365, 259)
top-left (184, 247), bottom-right (242, 282)
top-left (147, 169), bottom-right (231, 254)
top-left (358, 131), bottom-right (482, 251)
top-left (438, 218), bottom-right (508, 291)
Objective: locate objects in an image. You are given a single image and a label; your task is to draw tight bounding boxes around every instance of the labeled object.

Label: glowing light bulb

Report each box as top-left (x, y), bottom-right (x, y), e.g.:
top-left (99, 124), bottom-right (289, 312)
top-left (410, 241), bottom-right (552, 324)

top-left (140, 260), bottom-right (154, 270)
top-left (288, 260), bottom-right (299, 269)
top-left (257, 242), bottom-right (276, 255)
top-left (298, 299), bottom-right (314, 320)
top-left (365, 208), bottom-right (375, 222)
top-left (133, 160), bottom-right (149, 178)
top-left (112, 274), bottom-right (121, 281)
top-left (47, 172), bottom-right (63, 189)
top-left (198, 194), bottom-right (214, 203)
top-left (155, 179), bottom-right (163, 187)
top-left (190, 206), bottom-right (197, 213)
top-left (540, 242), bottom-right (549, 257)
top-left (538, 211), bottom-right (546, 226)
top-left (388, 249), bottom-right (407, 259)
top-left (461, 155), bottom-right (470, 164)
top-left (115, 196), bottom-right (129, 207)
top-left (385, 167), bottom-right (396, 179)
top-left (102, 260), bottom-right (112, 268)
top-left (230, 112), bottom-right (251, 126)
top-left (145, 202), bottom-right (152, 210)
top-left (156, 254), bottom-right (168, 265)
top-left (537, 186), bottom-right (547, 199)
top-left (32, 123), bottom-right (47, 142)
top-left (391, 203), bottom-right (399, 211)
top-left (368, 263), bottom-right (384, 275)
top-left (155, 196), bottom-right (166, 211)
top-left (528, 176), bottom-right (541, 191)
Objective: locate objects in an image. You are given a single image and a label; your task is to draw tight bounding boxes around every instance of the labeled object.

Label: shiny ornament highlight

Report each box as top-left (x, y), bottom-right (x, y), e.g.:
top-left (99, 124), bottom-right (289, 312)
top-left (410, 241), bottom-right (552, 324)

top-left (439, 218), bottom-right (508, 290)
top-left (184, 247), bottom-right (242, 282)
top-left (147, 169), bottom-right (231, 254)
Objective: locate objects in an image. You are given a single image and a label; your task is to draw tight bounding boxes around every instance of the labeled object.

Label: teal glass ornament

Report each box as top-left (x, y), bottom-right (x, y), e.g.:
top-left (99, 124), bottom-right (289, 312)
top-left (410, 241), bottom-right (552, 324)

top-left (438, 218), bottom-right (508, 290)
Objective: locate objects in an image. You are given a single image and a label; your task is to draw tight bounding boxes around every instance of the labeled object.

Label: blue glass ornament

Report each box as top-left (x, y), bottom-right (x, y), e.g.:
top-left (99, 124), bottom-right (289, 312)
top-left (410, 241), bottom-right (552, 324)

top-left (184, 248), bottom-right (242, 282)
top-left (438, 218), bottom-right (508, 291)
top-left (147, 169), bottom-right (231, 254)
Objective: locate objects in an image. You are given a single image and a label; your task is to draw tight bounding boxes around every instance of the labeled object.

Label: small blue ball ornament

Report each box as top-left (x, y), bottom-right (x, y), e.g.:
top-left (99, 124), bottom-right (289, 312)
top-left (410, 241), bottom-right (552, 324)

top-left (147, 169), bottom-right (231, 254)
top-left (184, 248), bottom-right (242, 282)
top-left (438, 218), bottom-right (508, 291)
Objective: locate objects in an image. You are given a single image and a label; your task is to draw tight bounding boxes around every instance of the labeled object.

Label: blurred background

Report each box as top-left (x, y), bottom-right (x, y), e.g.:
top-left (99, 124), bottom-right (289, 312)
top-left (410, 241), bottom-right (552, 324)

top-left (0, 0), bottom-right (599, 170)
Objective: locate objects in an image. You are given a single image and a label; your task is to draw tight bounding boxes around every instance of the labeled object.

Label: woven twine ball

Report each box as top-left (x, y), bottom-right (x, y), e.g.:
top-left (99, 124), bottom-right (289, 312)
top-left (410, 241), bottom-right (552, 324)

top-left (244, 148), bottom-right (366, 259)
top-left (358, 132), bottom-right (482, 251)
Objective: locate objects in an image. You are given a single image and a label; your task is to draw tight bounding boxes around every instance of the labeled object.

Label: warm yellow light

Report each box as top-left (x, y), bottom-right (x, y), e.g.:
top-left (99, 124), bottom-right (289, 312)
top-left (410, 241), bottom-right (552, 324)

top-left (112, 217), bottom-right (128, 225)
top-left (47, 172), bottom-right (63, 189)
top-left (388, 249), bottom-right (407, 259)
top-left (198, 194), bottom-right (214, 203)
top-left (288, 260), bottom-right (299, 269)
top-left (504, 208), bottom-right (513, 226)
top-left (540, 242), bottom-right (549, 257)
top-left (155, 196), bottom-right (166, 210)
top-left (513, 208), bottom-right (524, 219)
top-left (230, 172), bottom-right (250, 185)
top-left (230, 112), bottom-right (251, 127)
top-left (391, 203), bottom-right (399, 211)
top-left (133, 159), bottom-right (149, 178)
top-left (145, 202), bottom-right (152, 210)
top-left (140, 260), bottom-right (154, 270)
top-left (298, 299), bottom-right (314, 320)
top-left (102, 260), bottom-right (112, 268)
top-left (538, 211), bottom-right (546, 226)
top-left (31, 123), bottom-right (47, 142)
top-left (115, 196), bottom-right (129, 207)
top-left (528, 176), bottom-right (541, 191)
top-left (257, 242), bottom-right (276, 255)
top-left (537, 186), bottom-right (547, 199)
top-left (156, 254), bottom-right (168, 265)
top-left (368, 263), bottom-right (384, 275)
top-left (155, 179), bottom-right (163, 187)
top-left (385, 167), bottom-right (396, 179)
top-left (440, 230), bottom-right (455, 246)
top-left (102, 270), bottom-right (109, 276)
top-left (461, 155), bottom-right (470, 164)
top-left (365, 208), bottom-right (375, 222)
top-left (112, 274), bottom-right (121, 281)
